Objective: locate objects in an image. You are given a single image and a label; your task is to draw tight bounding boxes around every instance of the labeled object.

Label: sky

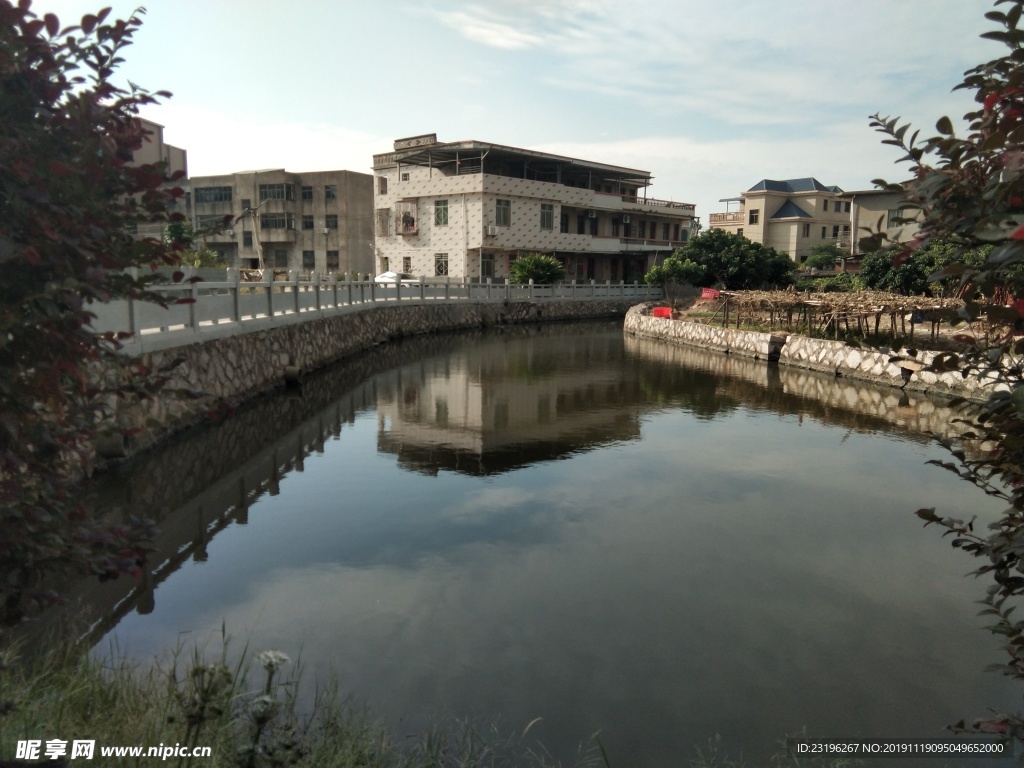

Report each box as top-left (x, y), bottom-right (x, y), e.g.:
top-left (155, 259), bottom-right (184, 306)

top-left (41, 0), bottom-right (998, 223)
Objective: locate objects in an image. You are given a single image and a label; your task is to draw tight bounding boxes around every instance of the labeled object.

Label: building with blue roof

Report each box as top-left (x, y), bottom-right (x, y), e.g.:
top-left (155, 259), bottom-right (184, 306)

top-left (709, 177), bottom-right (852, 263)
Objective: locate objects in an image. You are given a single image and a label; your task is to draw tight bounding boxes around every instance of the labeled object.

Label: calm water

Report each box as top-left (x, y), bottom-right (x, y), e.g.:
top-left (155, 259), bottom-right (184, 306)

top-left (75, 322), bottom-right (1014, 766)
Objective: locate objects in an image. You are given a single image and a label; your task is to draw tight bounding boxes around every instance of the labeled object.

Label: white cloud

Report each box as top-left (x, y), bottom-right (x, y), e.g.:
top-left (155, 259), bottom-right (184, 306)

top-left (436, 7), bottom-right (544, 50)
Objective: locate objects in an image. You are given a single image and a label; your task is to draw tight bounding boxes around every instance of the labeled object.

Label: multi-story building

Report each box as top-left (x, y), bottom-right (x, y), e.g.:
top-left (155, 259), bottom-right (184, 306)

top-left (131, 118), bottom-right (188, 240)
top-left (187, 169), bottom-right (374, 276)
top-left (371, 134), bottom-right (697, 283)
top-left (842, 187), bottom-right (922, 255)
top-left (708, 178), bottom-right (851, 263)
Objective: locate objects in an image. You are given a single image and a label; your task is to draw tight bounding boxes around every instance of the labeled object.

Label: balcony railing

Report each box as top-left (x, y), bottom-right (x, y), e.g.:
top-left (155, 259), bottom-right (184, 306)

top-left (709, 212), bottom-right (744, 224)
top-left (621, 196), bottom-right (696, 212)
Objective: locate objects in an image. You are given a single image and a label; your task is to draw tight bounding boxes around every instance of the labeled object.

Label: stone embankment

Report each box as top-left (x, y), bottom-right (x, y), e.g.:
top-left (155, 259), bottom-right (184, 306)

top-left (102, 300), bottom-right (635, 462)
top-left (624, 304), bottom-right (1005, 403)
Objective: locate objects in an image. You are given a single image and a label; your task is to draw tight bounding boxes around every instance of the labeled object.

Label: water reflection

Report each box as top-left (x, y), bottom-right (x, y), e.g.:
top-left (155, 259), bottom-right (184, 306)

top-left (37, 322), bottom-right (1012, 767)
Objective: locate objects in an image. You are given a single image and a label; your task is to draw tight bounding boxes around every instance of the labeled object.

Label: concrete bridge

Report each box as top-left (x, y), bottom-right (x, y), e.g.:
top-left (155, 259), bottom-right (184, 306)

top-left (90, 270), bottom-right (661, 355)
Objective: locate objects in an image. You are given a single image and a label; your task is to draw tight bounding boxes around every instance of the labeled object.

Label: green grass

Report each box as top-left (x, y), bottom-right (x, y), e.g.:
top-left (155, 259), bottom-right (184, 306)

top-left (0, 627), bottom-right (858, 768)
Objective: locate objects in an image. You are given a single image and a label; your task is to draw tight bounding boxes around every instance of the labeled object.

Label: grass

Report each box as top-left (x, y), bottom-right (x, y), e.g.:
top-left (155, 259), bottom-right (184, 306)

top-left (0, 626), bottom-right (858, 768)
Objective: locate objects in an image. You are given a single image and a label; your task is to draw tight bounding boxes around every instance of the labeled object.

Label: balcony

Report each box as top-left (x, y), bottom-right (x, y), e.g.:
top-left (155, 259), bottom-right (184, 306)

top-left (396, 201), bottom-right (418, 236)
top-left (621, 196), bottom-right (696, 214)
top-left (709, 212), bottom-right (744, 225)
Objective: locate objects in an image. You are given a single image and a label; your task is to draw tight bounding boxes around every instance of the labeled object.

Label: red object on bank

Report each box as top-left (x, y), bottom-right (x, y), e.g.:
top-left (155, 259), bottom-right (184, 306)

top-left (652, 307), bottom-right (672, 318)
top-left (701, 288), bottom-right (720, 299)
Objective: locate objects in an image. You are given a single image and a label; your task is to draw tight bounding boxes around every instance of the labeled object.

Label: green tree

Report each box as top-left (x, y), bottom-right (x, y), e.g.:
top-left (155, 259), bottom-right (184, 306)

top-left (645, 229), bottom-right (794, 290)
top-left (858, 239), bottom-right (992, 296)
top-left (0, 1), bottom-right (185, 620)
top-left (869, 0), bottom-right (1024, 742)
top-left (165, 219), bottom-right (230, 268)
top-left (508, 253), bottom-right (566, 284)
top-left (803, 243), bottom-right (845, 271)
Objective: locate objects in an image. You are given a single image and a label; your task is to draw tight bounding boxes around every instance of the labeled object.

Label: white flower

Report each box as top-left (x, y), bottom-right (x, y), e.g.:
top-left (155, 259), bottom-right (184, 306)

top-left (256, 649), bottom-right (290, 673)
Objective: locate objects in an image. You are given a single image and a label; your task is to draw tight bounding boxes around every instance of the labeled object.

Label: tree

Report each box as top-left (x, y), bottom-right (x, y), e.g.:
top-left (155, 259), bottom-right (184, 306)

top-left (165, 220), bottom-right (230, 268)
top-left (0, 1), bottom-right (187, 621)
top-left (508, 253), bottom-right (566, 284)
top-left (645, 229), bottom-right (794, 291)
top-left (803, 243), bottom-right (845, 271)
top-left (858, 239), bottom-right (992, 296)
top-left (869, 0), bottom-right (1024, 743)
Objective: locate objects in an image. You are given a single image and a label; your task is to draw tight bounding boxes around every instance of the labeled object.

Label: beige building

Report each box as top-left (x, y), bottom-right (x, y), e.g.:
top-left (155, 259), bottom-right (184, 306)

top-left (842, 188), bottom-right (922, 255)
top-left (708, 178), bottom-right (851, 263)
top-left (131, 119), bottom-right (189, 240)
top-left (187, 169), bottom-right (374, 276)
top-left (372, 134), bottom-right (698, 283)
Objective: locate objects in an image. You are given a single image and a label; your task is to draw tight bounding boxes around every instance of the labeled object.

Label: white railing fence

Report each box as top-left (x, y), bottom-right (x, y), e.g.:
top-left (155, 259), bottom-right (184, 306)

top-left (89, 270), bottom-right (662, 355)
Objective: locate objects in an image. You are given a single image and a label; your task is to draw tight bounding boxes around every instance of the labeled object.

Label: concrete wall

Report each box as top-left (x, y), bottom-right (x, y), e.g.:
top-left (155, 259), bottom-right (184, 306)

top-left (102, 299), bottom-right (639, 463)
top-left (623, 305), bottom-right (1006, 402)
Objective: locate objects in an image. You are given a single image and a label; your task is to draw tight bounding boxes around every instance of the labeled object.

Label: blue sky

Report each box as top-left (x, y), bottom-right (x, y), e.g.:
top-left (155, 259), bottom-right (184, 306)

top-left (44, 0), bottom-right (996, 222)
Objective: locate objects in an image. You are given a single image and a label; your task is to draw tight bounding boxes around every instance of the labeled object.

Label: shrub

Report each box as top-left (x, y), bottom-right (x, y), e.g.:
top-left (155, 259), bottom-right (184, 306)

top-left (509, 253), bottom-right (566, 284)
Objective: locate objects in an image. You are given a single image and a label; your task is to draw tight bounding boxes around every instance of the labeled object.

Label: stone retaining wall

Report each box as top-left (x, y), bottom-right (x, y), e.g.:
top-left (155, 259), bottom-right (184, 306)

top-left (624, 304), bottom-right (1004, 402)
top-left (104, 300), bottom-right (635, 461)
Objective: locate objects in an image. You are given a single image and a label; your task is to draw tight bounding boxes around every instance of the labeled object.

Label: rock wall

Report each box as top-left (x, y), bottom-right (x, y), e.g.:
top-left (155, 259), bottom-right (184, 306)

top-left (624, 304), bottom-right (1005, 402)
top-left (104, 300), bottom-right (635, 460)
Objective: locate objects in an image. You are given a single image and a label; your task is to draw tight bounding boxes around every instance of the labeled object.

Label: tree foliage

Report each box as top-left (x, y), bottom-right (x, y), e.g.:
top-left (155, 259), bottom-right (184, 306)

top-left (858, 239), bottom-right (992, 296)
top-left (0, 1), bottom-right (186, 621)
top-left (869, 0), bottom-right (1024, 743)
top-left (645, 228), bottom-right (795, 291)
top-left (508, 253), bottom-right (566, 284)
top-left (803, 243), bottom-right (846, 271)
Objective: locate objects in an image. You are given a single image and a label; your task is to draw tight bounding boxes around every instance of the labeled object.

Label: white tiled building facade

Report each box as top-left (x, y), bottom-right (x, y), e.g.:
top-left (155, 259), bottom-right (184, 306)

top-left (372, 134), bottom-right (698, 283)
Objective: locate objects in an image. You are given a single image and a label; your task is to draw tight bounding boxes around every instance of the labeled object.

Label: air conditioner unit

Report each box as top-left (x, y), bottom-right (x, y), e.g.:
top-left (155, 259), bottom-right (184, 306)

top-left (587, 210), bottom-right (597, 218)
top-left (321, 228), bottom-right (329, 234)
top-left (485, 225), bottom-right (497, 236)
top-left (621, 215), bottom-right (631, 224)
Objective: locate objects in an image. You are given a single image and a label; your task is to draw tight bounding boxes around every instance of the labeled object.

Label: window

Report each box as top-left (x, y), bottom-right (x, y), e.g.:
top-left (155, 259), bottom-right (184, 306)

top-left (403, 256), bottom-right (412, 272)
top-left (662, 223), bottom-right (670, 240)
top-left (195, 214), bottom-right (226, 230)
top-left (241, 198), bottom-right (251, 211)
top-left (302, 215), bottom-right (314, 230)
top-left (680, 228), bottom-right (689, 242)
top-left (589, 216), bottom-right (598, 236)
top-left (260, 213), bottom-right (295, 229)
top-left (842, 224), bottom-right (850, 233)
top-left (611, 219), bottom-right (620, 237)
top-left (378, 177), bottom-right (387, 195)
top-left (496, 199), bottom-right (511, 226)
top-left (194, 186), bottom-right (232, 203)
top-left (302, 186), bottom-right (313, 201)
top-left (325, 185), bottom-right (337, 200)
top-left (638, 221), bottom-right (646, 239)
top-left (577, 215), bottom-right (586, 234)
top-left (673, 223), bottom-right (680, 241)
top-left (401, 172), bottom-right (410, 181)
top-left (325, 214), bottom-right (338, 229)
top-left (434, 252), bottom-right (449, 276)
top-left (834, 201), bottom-right (842, 213)
top-left (327, 250), bottom-right (339, 270)
top-left (737, 228), bottom-right (743, 237)
top-left (259, 184), bottom-right (294, 201)
top-left (375, 208), bottom-right (391, 237)
top-left (560, 213), bottom-right (569, 233)
top-left (748, 209), bottom-right (759, 225)
top-left (802, 223), bottom-right (811, 238)
top-left (243, 231), bottom-right (253, 247)
top-left (821, 199), bottom-right (828, 211)
top-left (832, 225), bottom-right (840, 238)
top-left (540, 203), bottom-right (554, 230)
top-left (434, 200), bottom-right (448, 226)
top-left (844, 201), bottom-right (851, 213)
top-left (302, 250), bottom-right (315, 269)
top-left (274, 249), bottom-right (288, 268)
top-left (821, 226), bottom-right (827, 238)
top-left (887, 208), bottom-right (905, 227)
top-left (481, 252), bottom-right (494, 278)
top-left (380, 257), bottom-right (389, 272)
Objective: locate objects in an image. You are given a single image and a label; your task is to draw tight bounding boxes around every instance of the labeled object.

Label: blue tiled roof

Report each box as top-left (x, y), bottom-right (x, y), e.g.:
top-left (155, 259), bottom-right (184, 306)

top-left (747, 177), bottom-right (842, 194)
top-left (771, 201), bottom-right (812, 219)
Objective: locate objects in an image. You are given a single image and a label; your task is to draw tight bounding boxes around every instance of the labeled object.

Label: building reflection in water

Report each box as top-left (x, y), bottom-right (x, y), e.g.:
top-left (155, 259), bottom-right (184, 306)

top-left (26, 322), bottom-right (978, 650)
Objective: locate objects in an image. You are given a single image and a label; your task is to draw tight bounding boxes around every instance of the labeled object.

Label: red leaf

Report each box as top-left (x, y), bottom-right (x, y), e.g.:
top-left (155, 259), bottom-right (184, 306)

top-left (1011, 224), bottom-right (1024, 241)
top-left (44, 13), bottom-right (59, 36)
top-left (81, 13), bottom-right (97, 33)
